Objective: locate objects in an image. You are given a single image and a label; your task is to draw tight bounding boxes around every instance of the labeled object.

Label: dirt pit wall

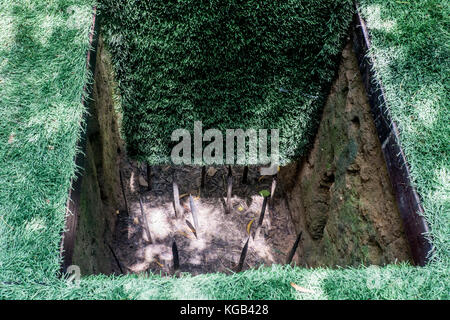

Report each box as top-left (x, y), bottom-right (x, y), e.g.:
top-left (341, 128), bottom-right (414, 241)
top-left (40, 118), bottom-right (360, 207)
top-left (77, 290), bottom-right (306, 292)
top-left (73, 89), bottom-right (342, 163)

top-left (279, 42), bottom-right (412, 267)
top-left (71, 36), bottom-right (123, 275)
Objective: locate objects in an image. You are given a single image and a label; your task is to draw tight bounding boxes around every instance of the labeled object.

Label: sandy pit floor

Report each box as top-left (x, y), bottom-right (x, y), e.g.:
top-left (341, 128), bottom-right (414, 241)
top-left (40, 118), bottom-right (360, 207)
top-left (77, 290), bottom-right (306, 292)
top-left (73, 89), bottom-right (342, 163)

top-left (111, 160), bottom-right (298, 276)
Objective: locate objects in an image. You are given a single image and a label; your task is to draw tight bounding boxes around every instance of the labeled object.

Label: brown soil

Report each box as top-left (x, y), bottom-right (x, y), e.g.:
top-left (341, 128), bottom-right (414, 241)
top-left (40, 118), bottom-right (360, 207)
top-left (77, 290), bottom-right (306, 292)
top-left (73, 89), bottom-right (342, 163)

top-left (111, 164), bottom-right (298, 275)
top-left (71, 36), bottom-right (122, 274)
top-left (279, 42), bottom-right (412, 267)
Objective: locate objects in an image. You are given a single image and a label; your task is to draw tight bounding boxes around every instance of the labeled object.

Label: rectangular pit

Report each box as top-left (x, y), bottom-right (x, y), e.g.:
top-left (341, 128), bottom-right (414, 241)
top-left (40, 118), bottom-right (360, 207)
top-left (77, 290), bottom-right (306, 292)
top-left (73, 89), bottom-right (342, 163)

top-left (64, 34), bottom-right (413, 276)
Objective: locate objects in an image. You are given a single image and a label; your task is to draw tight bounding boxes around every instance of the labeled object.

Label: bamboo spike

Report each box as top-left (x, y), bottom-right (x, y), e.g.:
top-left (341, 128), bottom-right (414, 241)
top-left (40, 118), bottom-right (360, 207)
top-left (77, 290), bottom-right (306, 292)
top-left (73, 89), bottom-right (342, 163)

top-left (226, 166), bottom-right (233, 214)
top-left (236, 236), bottom-right (250, 272)
top-left (242, 166), bottom-right (249, 184)
top-left (253, 195), bottom-right (269, 239)
top-left (107, 243), bottom-right (124, 274)
top-left (172, 240), bottom-right (180, 272)
top-left (257, 196), bottom-right (268, 227)
top-left (119, 169), bottom-right (129, 216)
top-left (139, 195), bottom-right (152, 243)
top-left (185, 219), bottom-right (198, 239)
top-left (286, 231), bottom-right (303, 265)
top-left (201, 166), bottom-right (206, 189)
top-left (189, 194), bottom-right (199, 231)
top-left (270, 174), bottom-right (277, 208)
top-left (172, 171), bottom-right (181, 218)
top-left (146, 163), bottom-right (151, 191)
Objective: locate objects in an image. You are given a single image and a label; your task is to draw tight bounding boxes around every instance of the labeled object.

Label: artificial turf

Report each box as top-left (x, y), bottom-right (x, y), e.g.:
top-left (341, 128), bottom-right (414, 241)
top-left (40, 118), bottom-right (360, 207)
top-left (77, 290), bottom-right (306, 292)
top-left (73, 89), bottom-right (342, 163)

top-left (358, 0), bottom-right (449, 265)
top-left (100, 0), bottom-right (354, 165)
top-left (0, 0), bottom-right (95, 283)
top-left (0, 0), bottom-right (448, 300)
top-left (1, 263), bottom-right (449, 300)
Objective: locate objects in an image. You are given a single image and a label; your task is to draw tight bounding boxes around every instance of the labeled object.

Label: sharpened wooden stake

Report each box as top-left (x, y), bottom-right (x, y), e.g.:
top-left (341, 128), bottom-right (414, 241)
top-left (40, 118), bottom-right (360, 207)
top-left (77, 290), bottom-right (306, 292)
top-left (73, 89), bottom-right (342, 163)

top-left (119, 169), bottom-right (129, 216)
top-left (108, 244), bottom-right (124, 274)
top-left (146, 163), bottom-right (151, 191)
top-left (172, 172), bottom-right (181, 217)
top-left (185, 219), bottom-right (198, 239)
top-left (254, 196), bottom-right (268, 239)
top-left (286, 231), bottom-right (303, 265)
top-left (139, 195), bottom-right (152, 243)
top-left (236, 237), bottom-right (250, 272)
top-left (172, 240), bottom-right (180, 272)
top-left (189, 194), bottom-right (199, 231)
top-left (201, 166), bottom-right (206, 189)
top-left (258, 196), bottom-right (268, 227)
top-left (242, 166), bottom-right (249, 184)
top-left (270, 174), bottom-right (277, 208)
top-left (226, 166), bottom-right (233, 214)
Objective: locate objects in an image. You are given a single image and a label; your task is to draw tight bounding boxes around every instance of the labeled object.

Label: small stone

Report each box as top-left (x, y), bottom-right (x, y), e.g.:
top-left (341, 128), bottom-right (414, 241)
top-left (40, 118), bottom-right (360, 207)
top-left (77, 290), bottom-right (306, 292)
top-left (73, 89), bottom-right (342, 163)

top-left (139, 176), bottom-right (148, 187)
top-left (347, 163), bottom-right (360, 173)
top-left (207, 167), bottom-right (217, 176)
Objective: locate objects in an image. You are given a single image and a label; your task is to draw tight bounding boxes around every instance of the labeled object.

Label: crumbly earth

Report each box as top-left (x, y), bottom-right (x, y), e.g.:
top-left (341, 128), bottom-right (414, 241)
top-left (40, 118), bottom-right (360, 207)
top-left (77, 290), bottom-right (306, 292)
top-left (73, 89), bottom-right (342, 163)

top-left (71, 37), bottom-right (122, 275)
top-left (111, 164), bottom-right (298, 276)
top-left (279, 41), bottom-right (412, 267)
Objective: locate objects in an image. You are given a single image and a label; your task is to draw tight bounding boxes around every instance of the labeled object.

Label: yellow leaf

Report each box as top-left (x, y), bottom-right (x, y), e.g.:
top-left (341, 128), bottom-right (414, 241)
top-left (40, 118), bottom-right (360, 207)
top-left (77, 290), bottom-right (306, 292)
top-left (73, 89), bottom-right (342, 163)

top-left (178, 231), bottom-right (191, 239)
top-left (290, 282), bottom-right (315, 294)
top-left (246, 219), bottom-right (255, 235)
top-left (238, 206), bottom-right (244, 212)
top-left (258, 175), bottom-right (266, 182)
top-left (179, 193), bottom-right (188, 199)
top-left (155, 260), bottom-right (164, 268)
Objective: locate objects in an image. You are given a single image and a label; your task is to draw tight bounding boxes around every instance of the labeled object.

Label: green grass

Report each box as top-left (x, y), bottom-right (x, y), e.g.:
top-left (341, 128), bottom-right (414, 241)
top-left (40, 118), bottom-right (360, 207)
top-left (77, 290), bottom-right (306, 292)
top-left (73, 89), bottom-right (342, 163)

top-left (358, 0), bottom-right (450, 265)
top-left (0, 0), bottom-right (95, 283)
top-left (100, 0), bottom-right (354, 165)
top-left (1, 263), bottom-right (449, 300)
top-left (0, 0), bottom-right (449, 300)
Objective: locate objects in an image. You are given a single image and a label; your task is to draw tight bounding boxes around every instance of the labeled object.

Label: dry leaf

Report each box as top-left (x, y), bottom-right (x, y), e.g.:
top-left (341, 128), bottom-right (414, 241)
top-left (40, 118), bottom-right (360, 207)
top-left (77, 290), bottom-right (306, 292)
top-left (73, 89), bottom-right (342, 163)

top-left (290, 282), bottom-right (315, 294)
top-left (138, 176), bottom-right (148, 187)
top-left (178, 231), bottom-right (191, 239)
top-left (155, 260), bottom-right (164, 268)
top-left (238, 206), bottom-right (244, 212)
top-left (246, 219), bottom-right (255, 235)
top-left (179, 193), bottom-right (189, 199)
top-left (258, 175), bottom-right (266, 182)
top-left (133, 217), bottom-right (139, 225)
top-left (207, 167), bottom-right (217, 176)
